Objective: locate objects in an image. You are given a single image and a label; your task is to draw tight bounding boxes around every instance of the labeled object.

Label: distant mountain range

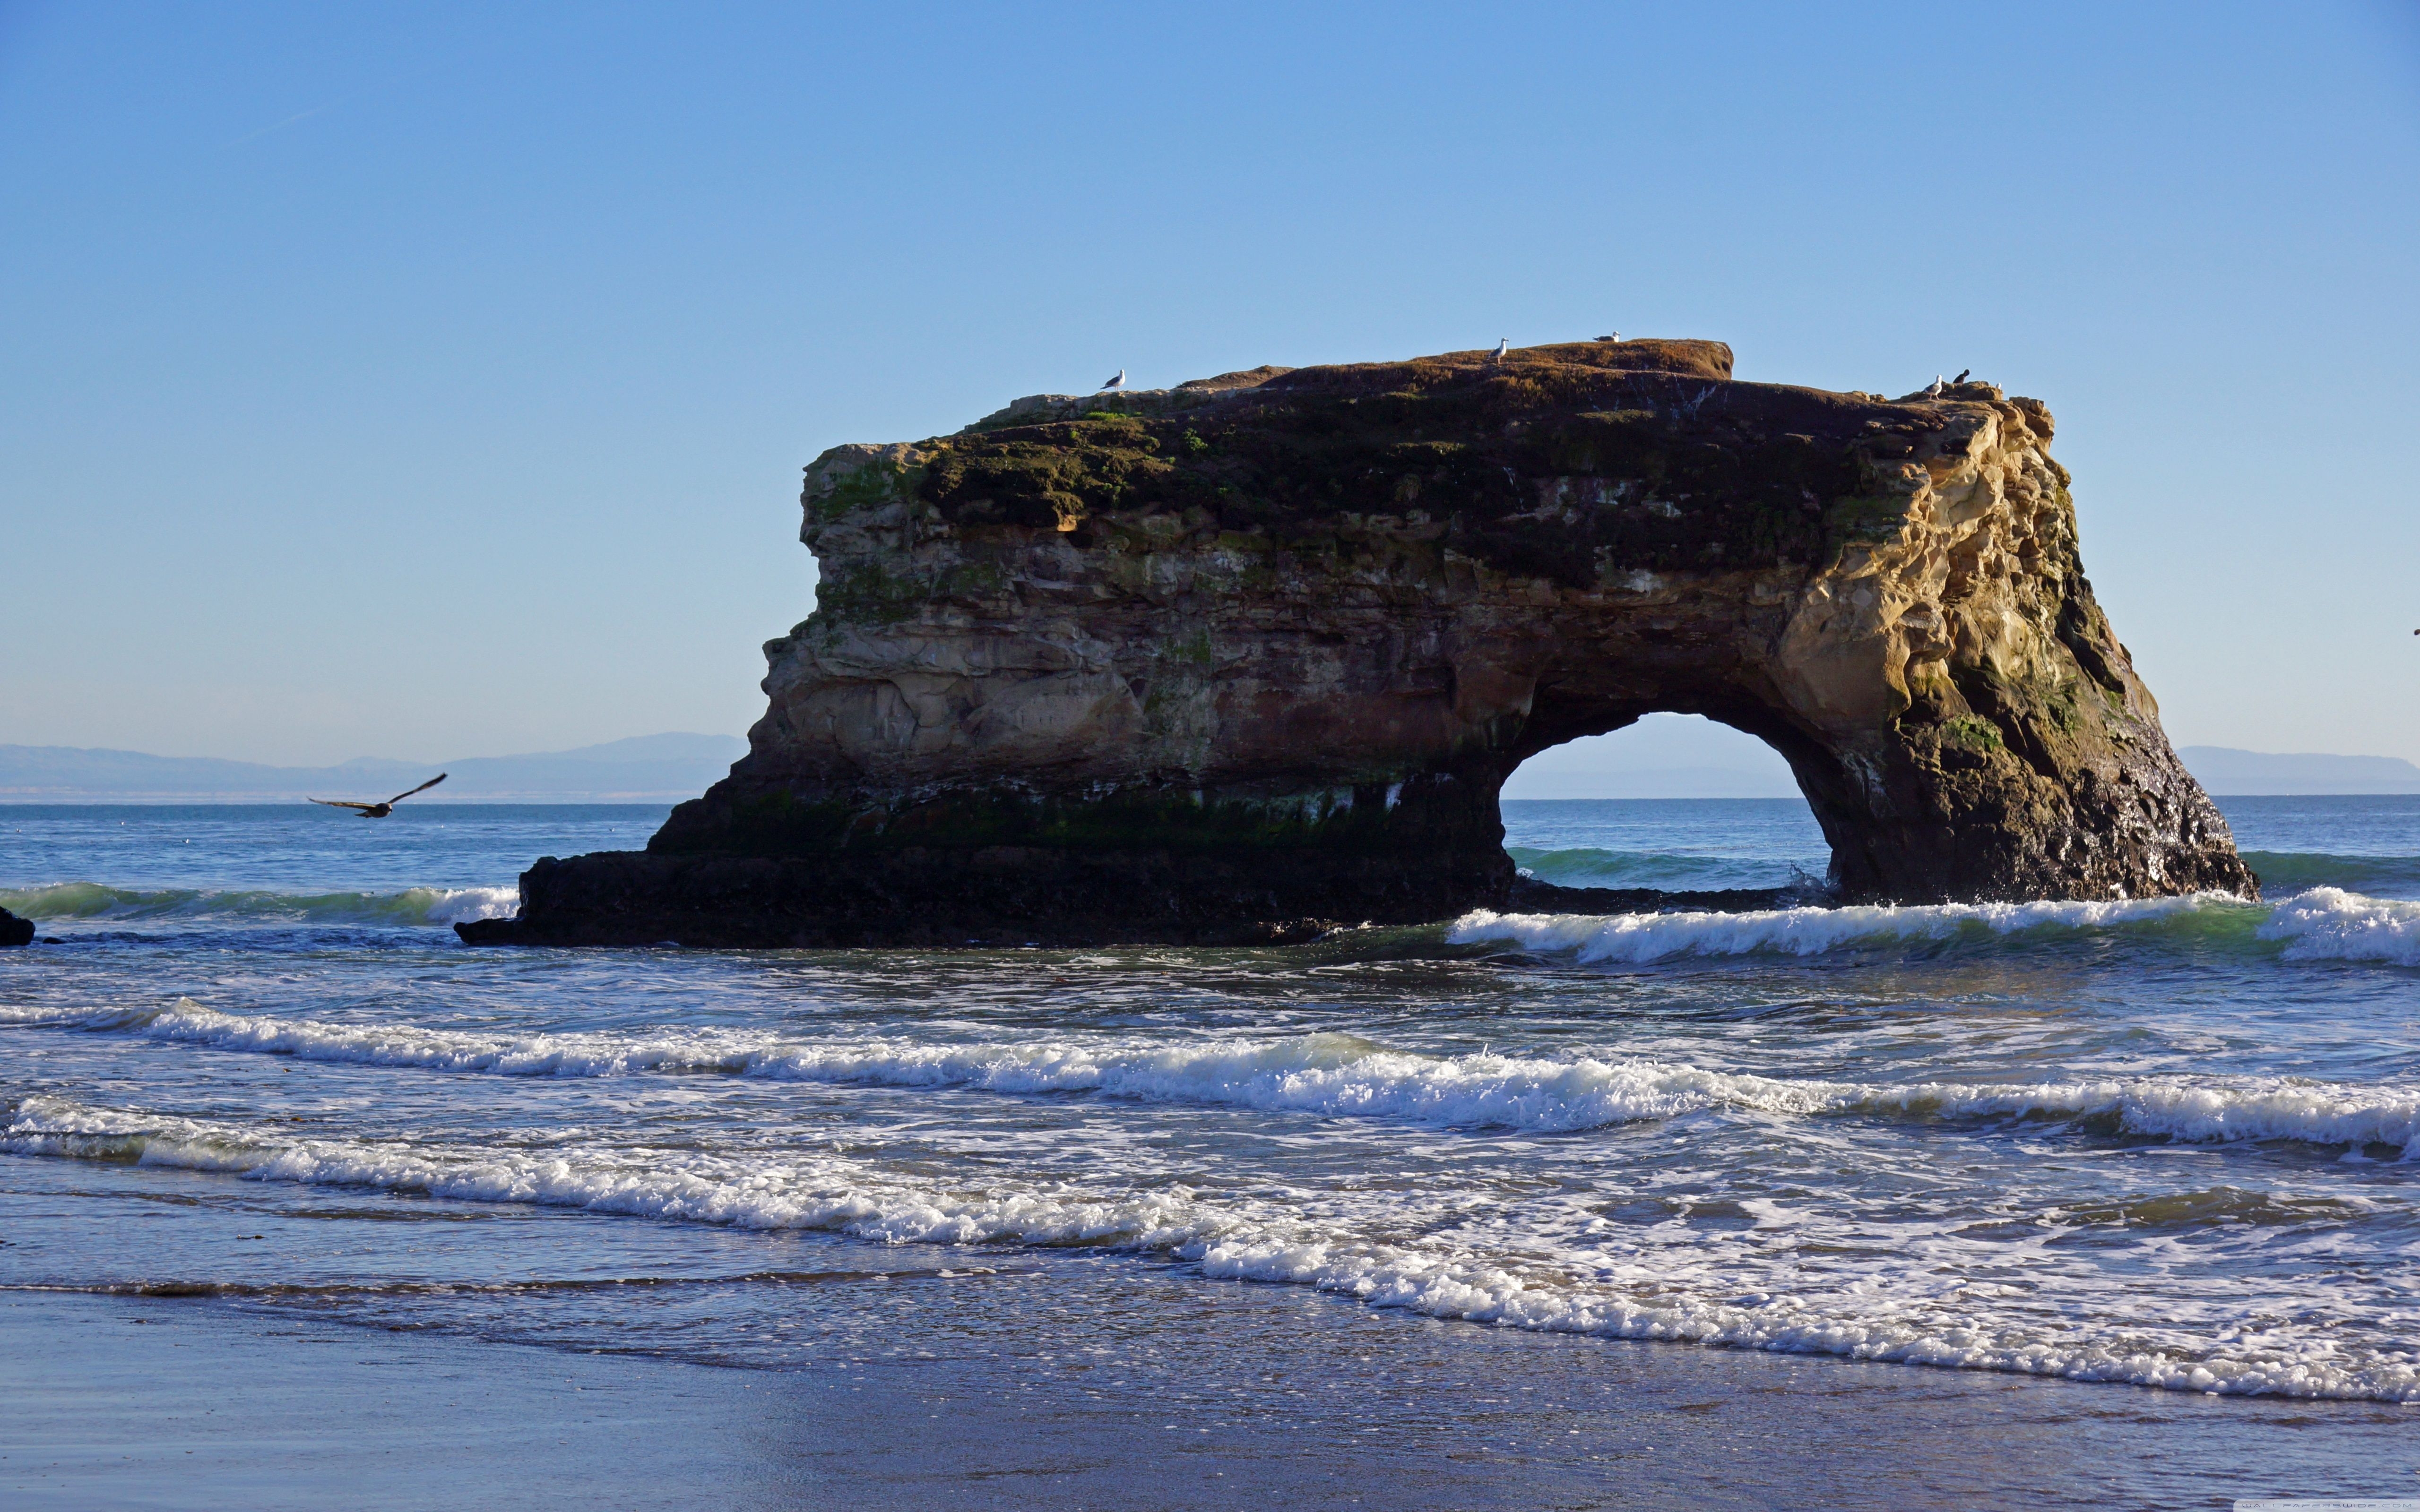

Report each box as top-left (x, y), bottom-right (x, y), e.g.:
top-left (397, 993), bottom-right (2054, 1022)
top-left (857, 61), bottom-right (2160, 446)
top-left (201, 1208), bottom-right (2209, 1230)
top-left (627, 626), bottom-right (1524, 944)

top-left (6, 734), bottom-right (2412, 803)
top-left (2177, 747), bottom-right (2420, 795)
top-left (1498, 727), bottom-right (2420, 800)
top-left (0, 734), bottom-right (748, 802)
top-left (1502, 765), bottom-right (1806, 800)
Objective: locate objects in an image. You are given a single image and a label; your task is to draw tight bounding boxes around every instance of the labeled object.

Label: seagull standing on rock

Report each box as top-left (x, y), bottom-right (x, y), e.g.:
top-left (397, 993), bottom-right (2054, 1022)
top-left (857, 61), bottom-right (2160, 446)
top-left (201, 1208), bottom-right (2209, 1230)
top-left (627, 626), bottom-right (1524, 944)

top-left (1922, 375), bottom-right (1945, 399)
top-left (1491, 339), bottom-right (1508, 364)
top-left (1098, 369), bottom-right (1125, 393)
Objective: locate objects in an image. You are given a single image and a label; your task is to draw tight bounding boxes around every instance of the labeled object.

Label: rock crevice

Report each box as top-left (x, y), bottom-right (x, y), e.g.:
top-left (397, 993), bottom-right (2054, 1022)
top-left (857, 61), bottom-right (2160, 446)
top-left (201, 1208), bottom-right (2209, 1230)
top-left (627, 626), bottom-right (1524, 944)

top-left (465, 338), bottom-right (2252, 947)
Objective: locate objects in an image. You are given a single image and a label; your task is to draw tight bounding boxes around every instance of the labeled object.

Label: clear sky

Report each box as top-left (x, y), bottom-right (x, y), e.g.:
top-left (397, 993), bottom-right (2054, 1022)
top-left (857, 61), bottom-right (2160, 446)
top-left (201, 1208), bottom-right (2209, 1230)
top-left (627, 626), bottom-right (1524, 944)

top-left (3, 1), bottom-right (2416, 767)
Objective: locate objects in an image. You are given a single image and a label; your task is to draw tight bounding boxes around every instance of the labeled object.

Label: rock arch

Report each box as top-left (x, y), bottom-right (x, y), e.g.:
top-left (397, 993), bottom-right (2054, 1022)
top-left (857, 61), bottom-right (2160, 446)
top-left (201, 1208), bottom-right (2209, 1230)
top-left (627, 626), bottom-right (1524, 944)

top-left (466, 339), bottom-right (2253, 947)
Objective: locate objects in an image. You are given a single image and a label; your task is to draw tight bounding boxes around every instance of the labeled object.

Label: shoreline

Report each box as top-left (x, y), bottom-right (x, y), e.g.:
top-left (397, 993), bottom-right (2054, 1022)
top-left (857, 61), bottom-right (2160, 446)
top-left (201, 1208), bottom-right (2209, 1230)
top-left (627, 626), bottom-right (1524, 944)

top-left (9, 1284), bottom-right (2417, 1510)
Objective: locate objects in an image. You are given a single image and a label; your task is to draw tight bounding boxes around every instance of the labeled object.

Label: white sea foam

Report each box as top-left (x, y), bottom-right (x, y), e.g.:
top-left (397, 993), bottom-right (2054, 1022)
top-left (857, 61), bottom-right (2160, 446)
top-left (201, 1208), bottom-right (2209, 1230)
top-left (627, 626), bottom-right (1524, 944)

top-left (1850, 1075), bottom-right (2420, 1155)
top-left (21, 1001), bottom-right (2417, 1155)
top-left (1448, 894), bottom-right (2240, 962)
top-left (421, 886), bottom-right (519, 925)
top-left (6, 1090), bottom-right (2414, 1404)
top-left (2256, 886), bottom-right (2420, 965)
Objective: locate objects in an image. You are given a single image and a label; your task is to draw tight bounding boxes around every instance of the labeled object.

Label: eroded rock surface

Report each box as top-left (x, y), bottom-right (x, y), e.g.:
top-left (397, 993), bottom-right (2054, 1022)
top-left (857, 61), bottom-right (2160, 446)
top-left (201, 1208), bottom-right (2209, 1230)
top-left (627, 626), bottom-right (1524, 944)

top-left (465, 338), bottom-right (2252, 947)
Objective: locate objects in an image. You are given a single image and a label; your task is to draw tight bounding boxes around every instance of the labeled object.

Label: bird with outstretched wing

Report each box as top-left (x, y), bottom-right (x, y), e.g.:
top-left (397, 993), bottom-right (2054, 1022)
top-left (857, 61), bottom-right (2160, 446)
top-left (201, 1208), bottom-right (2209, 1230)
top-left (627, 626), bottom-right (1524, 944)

top-left (310, 773), bottom-right (447, 817)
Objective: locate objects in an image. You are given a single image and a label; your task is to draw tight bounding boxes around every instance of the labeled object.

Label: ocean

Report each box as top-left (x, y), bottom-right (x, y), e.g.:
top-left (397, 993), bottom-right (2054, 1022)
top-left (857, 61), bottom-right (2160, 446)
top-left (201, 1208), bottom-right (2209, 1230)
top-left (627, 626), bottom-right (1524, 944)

top-left (3, 797), bottom-right (2418, 1502)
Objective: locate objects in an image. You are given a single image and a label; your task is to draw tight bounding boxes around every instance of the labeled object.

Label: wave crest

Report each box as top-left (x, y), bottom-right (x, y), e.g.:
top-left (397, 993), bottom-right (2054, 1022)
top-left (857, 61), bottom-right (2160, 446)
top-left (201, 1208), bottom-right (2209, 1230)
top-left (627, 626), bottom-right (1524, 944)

top-left (2256, 886), bottom-right (2420, 965)
top-left (1450, 887), bottom-right (2420, 971)
top-left (1448, 894), bottom-right (2240, 962)
top-left (14, 1002), bottom-right (2414, 1155)
top-left (0, 882), bottom-right (517, 927)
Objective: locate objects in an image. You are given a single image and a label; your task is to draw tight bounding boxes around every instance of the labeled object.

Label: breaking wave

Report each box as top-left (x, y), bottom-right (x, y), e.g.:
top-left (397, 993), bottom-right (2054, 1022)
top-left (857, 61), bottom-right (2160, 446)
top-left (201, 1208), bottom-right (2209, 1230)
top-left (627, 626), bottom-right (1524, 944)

top-left (1507, 846), bottom-right (2420, 906)
top-left (5, 1089), bottom-right (2412, 1403)
top-left (1449, 893), bottom-right (2248, 961)
top-left (0, 882), bottom-right (516, 928)
top-left (13, 1001), bottom-right (2415, 1155)
top-left (2255, 886), bottom-right (2420, 965)
top-left (1450, 887), bottom-right (2420, 970)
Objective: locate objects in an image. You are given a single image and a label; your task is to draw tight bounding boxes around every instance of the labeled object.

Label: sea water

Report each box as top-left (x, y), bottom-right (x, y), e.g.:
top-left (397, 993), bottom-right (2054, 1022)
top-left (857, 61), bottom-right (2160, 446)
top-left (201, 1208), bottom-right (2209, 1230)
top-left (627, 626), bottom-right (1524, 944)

top-left (2, 799), bottom-right (2416, 1409)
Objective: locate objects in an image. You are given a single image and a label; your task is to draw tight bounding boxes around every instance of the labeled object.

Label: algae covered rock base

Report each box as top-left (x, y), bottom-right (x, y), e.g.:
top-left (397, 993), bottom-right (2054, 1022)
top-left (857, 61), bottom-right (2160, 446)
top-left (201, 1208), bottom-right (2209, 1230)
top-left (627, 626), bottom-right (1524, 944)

top-left (464, 338), bottom-right (2253, 947)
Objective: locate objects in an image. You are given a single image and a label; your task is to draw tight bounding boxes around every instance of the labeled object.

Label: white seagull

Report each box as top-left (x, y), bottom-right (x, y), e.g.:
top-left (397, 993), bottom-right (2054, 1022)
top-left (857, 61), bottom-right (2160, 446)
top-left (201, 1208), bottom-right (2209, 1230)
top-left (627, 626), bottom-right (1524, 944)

top-left (1098, 369), bottom-right (1126, 392)
top-left (1491, 339), bottom-right (1508, 364)
top-left (1922, 375), bottom-right (1945, 399)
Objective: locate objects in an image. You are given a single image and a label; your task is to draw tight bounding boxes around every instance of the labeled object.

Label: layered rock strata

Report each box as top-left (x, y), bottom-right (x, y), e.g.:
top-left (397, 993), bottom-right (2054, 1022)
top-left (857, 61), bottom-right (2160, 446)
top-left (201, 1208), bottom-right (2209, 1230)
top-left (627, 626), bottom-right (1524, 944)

top-left (463, 338), bottom-right (2253, 947)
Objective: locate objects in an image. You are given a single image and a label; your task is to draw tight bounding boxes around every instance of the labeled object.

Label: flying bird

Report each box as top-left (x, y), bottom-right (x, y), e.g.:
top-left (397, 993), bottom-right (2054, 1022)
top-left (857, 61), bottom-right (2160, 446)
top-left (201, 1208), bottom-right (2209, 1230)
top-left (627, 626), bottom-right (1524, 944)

top-left (1098, 369), bottom-right (1126, 392)
top-left (311, 773), bottom-right (447, 817)
top-left (1953, 368), bottom-right (1971, 384)
top-left (1491, 339), bottom-right (1508, 363)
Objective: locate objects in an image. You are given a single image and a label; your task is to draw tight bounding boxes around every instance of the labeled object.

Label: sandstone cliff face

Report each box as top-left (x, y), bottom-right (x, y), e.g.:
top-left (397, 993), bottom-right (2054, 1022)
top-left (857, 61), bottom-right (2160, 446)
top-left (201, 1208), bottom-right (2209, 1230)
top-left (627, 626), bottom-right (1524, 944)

top-left (476, 338), bottom-right (2252, 947)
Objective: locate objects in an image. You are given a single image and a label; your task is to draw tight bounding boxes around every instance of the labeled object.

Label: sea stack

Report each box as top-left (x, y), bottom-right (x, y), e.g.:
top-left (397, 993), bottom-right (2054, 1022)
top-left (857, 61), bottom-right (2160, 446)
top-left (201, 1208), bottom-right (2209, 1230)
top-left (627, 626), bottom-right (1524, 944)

top-left (0, 907), bottom-right (33, 947)
top-left (461, 338), bottom-right (2254, 948)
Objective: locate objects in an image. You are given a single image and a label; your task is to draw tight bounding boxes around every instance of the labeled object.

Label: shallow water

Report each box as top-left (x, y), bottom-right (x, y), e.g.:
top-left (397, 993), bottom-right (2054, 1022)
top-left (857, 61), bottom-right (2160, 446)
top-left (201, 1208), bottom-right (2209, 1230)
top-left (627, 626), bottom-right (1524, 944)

top-left (1, 799), bottom-right (2416, 1413)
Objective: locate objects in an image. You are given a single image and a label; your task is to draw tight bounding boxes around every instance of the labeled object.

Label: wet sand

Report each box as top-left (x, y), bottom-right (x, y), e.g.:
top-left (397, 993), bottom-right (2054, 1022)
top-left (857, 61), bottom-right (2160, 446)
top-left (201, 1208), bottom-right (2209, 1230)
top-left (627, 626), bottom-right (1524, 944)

top-left (7, 1287), bottom-right (2418, 1511)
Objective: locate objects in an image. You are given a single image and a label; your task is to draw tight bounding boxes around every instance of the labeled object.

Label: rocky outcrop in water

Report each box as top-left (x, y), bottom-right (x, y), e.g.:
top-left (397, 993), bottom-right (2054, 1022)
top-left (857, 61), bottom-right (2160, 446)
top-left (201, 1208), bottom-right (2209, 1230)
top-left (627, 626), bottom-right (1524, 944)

top-left (461, 338), bottom-right (2253, 947)
top-left (0, 908), bottom-right (33, 947)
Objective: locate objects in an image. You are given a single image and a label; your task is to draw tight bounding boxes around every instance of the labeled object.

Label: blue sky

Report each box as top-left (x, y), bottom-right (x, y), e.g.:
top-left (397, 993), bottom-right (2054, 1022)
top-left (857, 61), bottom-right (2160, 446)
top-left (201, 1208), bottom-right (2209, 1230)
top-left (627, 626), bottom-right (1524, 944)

top-left (3, 1), bottom-right (2416, 767)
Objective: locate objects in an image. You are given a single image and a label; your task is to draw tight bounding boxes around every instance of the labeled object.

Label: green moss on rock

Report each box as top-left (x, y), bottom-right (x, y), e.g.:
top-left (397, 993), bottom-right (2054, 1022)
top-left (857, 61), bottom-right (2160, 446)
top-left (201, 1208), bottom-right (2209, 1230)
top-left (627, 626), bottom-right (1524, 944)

top-left (912, 367), bottom-right (1867, 586)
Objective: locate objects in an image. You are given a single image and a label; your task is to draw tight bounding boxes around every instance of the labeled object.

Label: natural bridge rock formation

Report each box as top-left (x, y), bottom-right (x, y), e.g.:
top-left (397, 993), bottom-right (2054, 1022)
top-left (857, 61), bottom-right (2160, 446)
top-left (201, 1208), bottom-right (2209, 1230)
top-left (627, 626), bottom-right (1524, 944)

top-left (463, 338), bottom-right (2253, 948)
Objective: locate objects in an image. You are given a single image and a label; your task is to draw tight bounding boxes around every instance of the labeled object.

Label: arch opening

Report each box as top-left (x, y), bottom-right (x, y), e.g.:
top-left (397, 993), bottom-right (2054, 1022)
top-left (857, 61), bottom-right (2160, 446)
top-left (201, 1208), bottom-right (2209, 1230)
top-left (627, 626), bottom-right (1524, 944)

top-left (1498, 714), bottom-right (1832, 900)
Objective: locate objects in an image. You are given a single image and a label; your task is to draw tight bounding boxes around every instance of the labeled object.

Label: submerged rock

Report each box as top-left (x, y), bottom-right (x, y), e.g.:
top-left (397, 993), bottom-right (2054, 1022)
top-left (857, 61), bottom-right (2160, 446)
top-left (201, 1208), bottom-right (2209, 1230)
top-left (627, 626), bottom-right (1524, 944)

top-left (0, 908), bottom-right (32, 948)
top-left (465, 338), bottom-right (2253, 948)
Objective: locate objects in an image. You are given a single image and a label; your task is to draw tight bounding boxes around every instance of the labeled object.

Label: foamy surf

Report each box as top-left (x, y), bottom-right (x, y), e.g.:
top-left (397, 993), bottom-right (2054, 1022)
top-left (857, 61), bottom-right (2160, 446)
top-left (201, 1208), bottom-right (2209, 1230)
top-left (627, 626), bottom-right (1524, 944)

top-left (1448, 893), bottom-right (2249, 962)
top-left (5, 1089), bottom-right (2413, 1405)
top-left (0, 881), bottom-right (516, 927)
top-left (20, 1001), bottom-right (2416, 1155)
top-left (2256, 886), bottom-right (2420, 965)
